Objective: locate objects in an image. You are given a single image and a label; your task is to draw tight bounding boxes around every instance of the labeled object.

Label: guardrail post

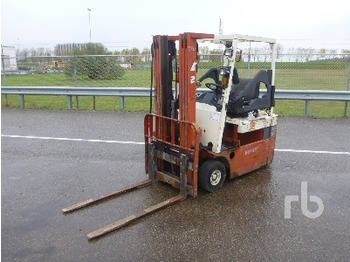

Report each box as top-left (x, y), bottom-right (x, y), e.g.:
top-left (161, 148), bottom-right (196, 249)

top-left (19, 94), bottom-right (25, 109)
top-left (345, 66), bottom-right (350, 117)
top-left (120, 96), bottom-right (125, 110)
top-left (305, 100), bottom-right (310, 116)
top-left (76, 96), bottom-right (79, 109)
top-left (67, 95), bottom-right (73, 109)
top-left (5, 94), bottom-right (8, 106)
top-left (344, 102), bottom-right (348, 117)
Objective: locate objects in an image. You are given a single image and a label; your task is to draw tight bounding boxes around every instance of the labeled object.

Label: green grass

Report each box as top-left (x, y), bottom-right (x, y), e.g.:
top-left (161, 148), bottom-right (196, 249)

top-left (2, 73), bottom-right (76, 86)
top-left (2, 62), bottom-right (350, 117)
top-left (275, 68), bottom-right (348, 90)
top-left (274, 100), bottom-right (349, 117)
top-left (1, 70), bottom-right (151, 87)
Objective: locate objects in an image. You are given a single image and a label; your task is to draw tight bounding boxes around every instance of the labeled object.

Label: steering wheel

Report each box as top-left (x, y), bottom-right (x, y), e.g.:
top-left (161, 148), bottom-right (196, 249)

top-left (205, 83), bottom-right (221, 90)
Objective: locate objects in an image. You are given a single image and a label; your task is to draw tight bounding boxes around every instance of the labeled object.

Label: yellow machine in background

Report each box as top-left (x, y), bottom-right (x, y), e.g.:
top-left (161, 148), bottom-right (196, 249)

top-left (50, 60), bottom-right (66, 70)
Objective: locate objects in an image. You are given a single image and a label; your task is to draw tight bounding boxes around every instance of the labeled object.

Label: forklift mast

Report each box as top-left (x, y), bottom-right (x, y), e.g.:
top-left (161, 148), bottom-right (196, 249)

top-left (152, 35), bottom-right (176, 118)
top-left (152, 33), bottom-right (214, 122)
top-left (146, 33), bottom-right (214, 197)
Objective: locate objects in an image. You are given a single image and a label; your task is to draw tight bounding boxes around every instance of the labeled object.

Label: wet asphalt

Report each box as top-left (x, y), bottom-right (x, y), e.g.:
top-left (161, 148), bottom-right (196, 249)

top-left (1, 109), bottom-right (350, 262)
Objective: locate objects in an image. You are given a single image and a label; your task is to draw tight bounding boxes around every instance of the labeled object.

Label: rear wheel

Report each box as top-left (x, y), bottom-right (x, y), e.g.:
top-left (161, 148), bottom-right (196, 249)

top-left (199, 160), bottom-right (226, 192)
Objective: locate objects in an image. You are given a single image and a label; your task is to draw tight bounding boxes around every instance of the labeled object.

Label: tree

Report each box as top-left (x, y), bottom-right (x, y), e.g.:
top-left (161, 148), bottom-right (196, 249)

top-left (120, 47), bottom-right (141, 63)
top-left (77, 43), bottom-right (106, 55)
top-left (341, 49), bottom-right (350, 60)
top-left (141, 47), bottom-right (151, 55)
top-left (141, 47), bottom-right (151, 62)
top-left (20, 48), bottom-right (29, 59)
top-left (199, 46), bottom-right (210, 60)
top-left (276, 44), bottom-right (283, 59)
top-left (64, 43), bottom-right (125, 80)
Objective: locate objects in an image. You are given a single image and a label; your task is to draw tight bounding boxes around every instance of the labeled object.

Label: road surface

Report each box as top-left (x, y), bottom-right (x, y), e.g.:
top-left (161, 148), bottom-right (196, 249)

top-left (1, 109), bottom-right (350, 261)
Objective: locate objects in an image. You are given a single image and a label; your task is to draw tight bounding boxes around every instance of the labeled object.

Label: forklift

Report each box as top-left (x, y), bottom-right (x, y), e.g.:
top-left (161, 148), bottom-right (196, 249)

top-left (63, 33), bottom-right (277, 240)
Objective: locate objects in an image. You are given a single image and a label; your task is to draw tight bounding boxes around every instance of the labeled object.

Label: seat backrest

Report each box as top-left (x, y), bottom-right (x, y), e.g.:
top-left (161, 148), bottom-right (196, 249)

top-left (230, 70), bottom-right (270, 101)
top-left (230, 79), bottom-right (250, 98)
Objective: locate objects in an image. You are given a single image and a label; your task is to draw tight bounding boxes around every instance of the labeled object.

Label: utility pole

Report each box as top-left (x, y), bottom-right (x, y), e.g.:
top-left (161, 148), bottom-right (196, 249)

top-left (219, 18), bottom-right (223, 61)
top-left (219, 18), bottom-right (223, 35)
top-left (87, 8), bottom-right (92, 42)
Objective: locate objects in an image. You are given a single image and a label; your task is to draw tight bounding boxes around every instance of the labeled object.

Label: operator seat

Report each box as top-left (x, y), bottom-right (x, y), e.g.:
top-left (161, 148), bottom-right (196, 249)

top-left (196, 66), bottom-right (238, 108)
top-left (227, 70), bottom-right (275, 117)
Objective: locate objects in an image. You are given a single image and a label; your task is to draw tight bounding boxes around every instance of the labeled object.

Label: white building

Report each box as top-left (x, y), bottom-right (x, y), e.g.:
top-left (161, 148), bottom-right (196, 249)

top-left (2, 46), bottom-right (17, 70)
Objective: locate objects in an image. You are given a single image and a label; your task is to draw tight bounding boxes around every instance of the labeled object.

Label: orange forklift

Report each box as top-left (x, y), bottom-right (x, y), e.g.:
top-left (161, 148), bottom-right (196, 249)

top-left (63, 32), bottom-right (278, 240)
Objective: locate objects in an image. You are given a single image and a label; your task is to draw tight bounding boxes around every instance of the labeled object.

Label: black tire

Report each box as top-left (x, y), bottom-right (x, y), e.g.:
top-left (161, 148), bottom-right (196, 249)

top-left (199, 160), bottom-right (226, 192)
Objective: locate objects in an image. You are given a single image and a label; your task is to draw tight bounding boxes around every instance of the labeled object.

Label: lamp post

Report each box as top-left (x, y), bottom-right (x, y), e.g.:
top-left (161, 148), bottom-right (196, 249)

top-left (87, 8), bottom-right (91, 42)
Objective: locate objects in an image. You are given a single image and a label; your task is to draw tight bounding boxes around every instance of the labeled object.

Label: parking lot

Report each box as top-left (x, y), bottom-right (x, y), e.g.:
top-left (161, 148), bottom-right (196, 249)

top-left (1, 109), bottom-right (350, 261)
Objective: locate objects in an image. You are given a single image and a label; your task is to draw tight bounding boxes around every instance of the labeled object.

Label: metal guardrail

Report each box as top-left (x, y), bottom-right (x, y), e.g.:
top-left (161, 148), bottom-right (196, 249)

top-left (1, 86), bottom-right (153, 111)
top-left (2, 86), bottom-right (350, 116)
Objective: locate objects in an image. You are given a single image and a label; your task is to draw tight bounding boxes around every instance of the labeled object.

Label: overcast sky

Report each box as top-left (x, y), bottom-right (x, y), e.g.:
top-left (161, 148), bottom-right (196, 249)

top-left (1, 0), bottom-right (350, 50)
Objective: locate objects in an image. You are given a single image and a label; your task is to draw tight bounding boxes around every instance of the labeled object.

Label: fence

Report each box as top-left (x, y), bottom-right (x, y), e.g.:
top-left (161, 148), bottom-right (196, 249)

top-left (1, 52), bottom-right (349, 91)
top-left (1, 50), bottom-right (350, 116)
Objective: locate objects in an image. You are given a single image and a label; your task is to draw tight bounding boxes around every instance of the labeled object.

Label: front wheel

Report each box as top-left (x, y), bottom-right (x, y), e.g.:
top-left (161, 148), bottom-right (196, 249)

top-left (199, 160), bottom-right (226, 192)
